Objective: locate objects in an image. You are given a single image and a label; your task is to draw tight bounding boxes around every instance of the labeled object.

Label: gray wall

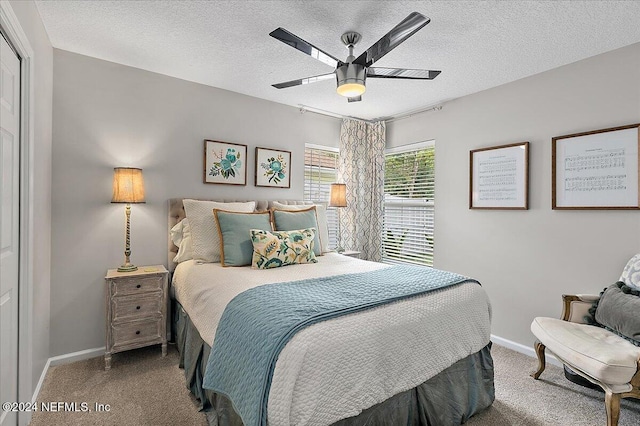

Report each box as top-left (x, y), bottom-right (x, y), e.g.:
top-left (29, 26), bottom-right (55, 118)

top-left (51, 38), bottom-right (640, 355)
top-left (8, 0), bottom-right (53, 392)
top-left (387, 42), bottom-right (640, 348)
top-left (51, 50), bottom-right (341, 356)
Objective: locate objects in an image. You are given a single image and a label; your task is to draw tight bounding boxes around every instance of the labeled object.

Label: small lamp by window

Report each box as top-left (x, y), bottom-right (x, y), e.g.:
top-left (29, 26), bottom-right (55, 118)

top-left (329, 183), bottom-right (347, 253)
top-left (111, 167), bottom-right (145, 272)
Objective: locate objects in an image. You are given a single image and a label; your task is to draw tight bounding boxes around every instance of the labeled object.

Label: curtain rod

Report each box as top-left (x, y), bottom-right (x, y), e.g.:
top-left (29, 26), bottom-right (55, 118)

top-left (298, 102), bottom-right (444, 123)
top-left (383, 104), bottom-right (444, 123)
top-left (298, 104), bottom-right (378, 124)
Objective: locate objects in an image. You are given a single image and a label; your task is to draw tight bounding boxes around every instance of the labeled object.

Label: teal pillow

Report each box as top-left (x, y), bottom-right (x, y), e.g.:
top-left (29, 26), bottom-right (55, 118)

top-left (214, 210), bottom-right (272, 266)
top-left (272, 207), bottom-right (321, 256)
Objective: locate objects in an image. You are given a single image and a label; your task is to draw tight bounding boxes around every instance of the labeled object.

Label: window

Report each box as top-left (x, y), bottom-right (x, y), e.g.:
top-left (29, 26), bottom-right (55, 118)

top-left (304, 144), bottom-right (339, 248)
top-left (383, 141), bottom-right (435, 266)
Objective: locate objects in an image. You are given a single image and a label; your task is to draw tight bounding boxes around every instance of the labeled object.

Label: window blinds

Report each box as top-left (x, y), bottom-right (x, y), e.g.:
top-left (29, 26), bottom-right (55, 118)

top-left (304, 146), bottom-right (339, 249)
top-left (383, 144), bottom-right (435, 266)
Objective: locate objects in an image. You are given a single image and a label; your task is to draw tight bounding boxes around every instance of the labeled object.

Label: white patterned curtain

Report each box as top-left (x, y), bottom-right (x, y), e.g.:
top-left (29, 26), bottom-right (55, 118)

top-left (338, 119), bottom-right (386, 262)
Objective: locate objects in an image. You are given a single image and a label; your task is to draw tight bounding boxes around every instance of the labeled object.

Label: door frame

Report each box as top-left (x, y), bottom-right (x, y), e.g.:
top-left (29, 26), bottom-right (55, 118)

top-left (0, 3), bottom-right (36, 425)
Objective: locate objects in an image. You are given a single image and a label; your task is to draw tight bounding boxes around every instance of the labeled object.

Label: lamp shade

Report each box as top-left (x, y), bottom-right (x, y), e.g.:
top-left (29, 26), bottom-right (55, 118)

top-left (111, 167), bottom-right (145, 203)
top-left (329, 183), bottom-right (347, 208)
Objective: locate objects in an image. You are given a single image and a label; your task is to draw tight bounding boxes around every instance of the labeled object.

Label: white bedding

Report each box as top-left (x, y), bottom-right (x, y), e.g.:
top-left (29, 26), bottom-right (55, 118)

top-left (173, 253), bottom-right (492, 426)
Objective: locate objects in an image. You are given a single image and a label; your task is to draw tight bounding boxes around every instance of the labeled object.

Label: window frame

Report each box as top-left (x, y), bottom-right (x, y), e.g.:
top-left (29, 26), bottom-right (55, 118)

top-left (383, 140), bottom-right (436, 267)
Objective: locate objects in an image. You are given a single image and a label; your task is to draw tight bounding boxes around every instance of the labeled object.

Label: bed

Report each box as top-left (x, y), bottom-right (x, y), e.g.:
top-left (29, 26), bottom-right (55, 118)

top-left (168, 198), bottom-right (494, 426)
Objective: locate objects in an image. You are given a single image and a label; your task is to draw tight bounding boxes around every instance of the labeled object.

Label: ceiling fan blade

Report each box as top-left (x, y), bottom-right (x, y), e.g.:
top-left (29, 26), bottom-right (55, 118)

top-left (348, 96), bottom-right (362, 103)
top-left (272, 73), bottom-right (335, 89)
top-left (270, 28), bottom-right (341, 68)
top-left (367, 67), bottom-right (440, 80)
top-left (354, 12), bottom-right (430, 67)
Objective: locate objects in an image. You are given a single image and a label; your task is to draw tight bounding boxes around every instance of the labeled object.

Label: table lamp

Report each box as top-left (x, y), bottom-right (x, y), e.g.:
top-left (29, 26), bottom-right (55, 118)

top-left (111, 167), bottom-right (145, 272)
top-left (329, 183), bottom-right (347, 253)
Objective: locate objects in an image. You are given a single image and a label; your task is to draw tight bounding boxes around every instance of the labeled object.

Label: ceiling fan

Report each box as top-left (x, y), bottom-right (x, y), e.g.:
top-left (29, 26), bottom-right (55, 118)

top-left (269, 12), bottom-right (441, 103)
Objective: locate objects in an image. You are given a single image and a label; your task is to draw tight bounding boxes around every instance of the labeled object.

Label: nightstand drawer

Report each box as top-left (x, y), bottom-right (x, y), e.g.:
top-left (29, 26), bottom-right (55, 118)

top-left (112, 292), bottom-right (163, 322)
top-left (112, 318), bottom-right (163, 349)
top-left (110, 274), bottom-right (164, 296)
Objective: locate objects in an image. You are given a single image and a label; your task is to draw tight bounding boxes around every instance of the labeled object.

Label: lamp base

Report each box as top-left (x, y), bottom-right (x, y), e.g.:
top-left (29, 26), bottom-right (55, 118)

top-left (117, 263), bottom-right (138, 272)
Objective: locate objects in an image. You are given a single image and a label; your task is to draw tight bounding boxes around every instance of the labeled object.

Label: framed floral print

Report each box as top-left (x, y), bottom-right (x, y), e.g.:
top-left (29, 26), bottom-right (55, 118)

top-left (255, 147), bottom-right (291, 188)
top-left (203, 140), bottom-right (247, 185)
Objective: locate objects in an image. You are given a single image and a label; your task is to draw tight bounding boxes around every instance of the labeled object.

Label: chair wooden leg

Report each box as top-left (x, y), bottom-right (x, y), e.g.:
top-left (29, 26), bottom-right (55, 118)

top-left (605, 391), bottom-right (620, 426)
top-left (531, 340), bottom-right (546, 379)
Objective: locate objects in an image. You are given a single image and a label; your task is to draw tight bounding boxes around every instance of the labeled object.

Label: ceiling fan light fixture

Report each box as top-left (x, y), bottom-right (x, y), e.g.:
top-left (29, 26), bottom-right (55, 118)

top-left (337, 82), bottom-right (366, 98)
top-left (270, 12), bottom-right (438, 100)
top-left (336, 63), bottom-right (366, 98)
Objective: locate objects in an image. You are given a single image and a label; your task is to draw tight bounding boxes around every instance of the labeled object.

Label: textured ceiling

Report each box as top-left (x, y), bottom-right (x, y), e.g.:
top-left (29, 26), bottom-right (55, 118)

top-left (35, 0), bottom-right (640, 120)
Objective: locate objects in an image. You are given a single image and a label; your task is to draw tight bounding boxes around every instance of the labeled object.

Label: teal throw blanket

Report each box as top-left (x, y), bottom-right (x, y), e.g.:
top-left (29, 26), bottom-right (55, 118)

top-left (203, 265), bottom-right (476, 426)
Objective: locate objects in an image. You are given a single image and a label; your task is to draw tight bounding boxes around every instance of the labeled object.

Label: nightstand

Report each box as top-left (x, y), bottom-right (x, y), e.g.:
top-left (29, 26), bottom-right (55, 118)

top-left (104, 265), bottom-right (168, 370)
top-left (341, 250), bottom-right (361, 258)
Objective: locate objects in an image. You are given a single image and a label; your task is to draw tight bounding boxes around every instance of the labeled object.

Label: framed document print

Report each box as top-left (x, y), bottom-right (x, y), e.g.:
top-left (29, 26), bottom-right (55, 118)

top-left (470, 142), bottom-right (529, 210)
top-left (203, 140), bottom-right (247, 185)
top-left (552, 124), bottom-right (640, 209)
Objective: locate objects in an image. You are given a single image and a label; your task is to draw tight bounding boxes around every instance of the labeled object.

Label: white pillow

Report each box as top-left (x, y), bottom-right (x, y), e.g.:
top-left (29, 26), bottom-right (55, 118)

top-left (170, 218), bottom-right (187, 246)
top-left (183, 200), bottom-right (256, 263)
top-left (170, 218), bottom-right (193, 263)
top-left (271, 201), bottom-right (330, 253)
top-left (620, 253), bottom-right (640, 290)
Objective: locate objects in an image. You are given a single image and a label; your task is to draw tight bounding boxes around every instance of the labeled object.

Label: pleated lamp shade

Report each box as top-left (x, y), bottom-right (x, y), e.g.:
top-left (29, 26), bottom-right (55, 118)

top-left (111, 167), bottom-right (145, 204)
top-left (329, 183), bottom-right (347, 208)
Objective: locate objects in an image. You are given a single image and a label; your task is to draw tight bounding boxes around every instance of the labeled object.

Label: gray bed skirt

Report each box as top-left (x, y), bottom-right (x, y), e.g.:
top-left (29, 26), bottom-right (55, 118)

top-left (174, 301), bottom-right (495, 426)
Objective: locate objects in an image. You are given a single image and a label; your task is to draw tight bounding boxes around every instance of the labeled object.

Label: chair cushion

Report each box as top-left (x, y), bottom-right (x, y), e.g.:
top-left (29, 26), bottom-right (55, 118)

top-left (531, 317), bottom-right (640, 385)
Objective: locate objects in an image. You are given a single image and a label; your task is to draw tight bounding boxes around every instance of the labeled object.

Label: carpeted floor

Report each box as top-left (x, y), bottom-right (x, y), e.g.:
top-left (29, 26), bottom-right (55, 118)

top-left (30, 344), bottom-right (207, 426)
top-left (467, 345), bottom-right (640, 426)
top-left (30, 343), bottom-right (640, 425)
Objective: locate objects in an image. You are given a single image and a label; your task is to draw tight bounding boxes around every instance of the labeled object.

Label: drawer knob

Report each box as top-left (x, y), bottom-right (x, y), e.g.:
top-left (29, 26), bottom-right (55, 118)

top-left (135, 330), bottom-right (140, 335)
top-left (136, 284), bottom-right (141, 288)
top-left (136, 306), bottom-right (141, 310)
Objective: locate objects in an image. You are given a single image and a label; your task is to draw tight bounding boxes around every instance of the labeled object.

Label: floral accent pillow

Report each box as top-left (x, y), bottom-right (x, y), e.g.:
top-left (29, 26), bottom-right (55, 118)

top-left (250, 228), bottom-right (318, 269)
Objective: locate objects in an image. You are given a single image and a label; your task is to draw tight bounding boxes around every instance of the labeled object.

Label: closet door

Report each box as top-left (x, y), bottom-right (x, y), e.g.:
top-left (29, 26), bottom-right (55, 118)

top-left (0, 31), bottom-right (21, 426)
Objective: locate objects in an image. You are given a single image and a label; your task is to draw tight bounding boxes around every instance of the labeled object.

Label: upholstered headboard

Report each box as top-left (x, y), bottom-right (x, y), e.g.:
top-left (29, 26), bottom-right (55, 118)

top-left (167, 198), bottom-right (308, 272)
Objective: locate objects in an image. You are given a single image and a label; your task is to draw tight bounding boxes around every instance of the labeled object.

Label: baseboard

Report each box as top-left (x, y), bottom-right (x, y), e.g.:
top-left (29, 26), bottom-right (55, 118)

top-left (31, 346), bottom-right (106, 404)
top-left (48, 346), bottom-right (105, 367)
top-left (491, 334), bottom-right (562, 367)
top-left (31, 358), bottom-right (51, 403)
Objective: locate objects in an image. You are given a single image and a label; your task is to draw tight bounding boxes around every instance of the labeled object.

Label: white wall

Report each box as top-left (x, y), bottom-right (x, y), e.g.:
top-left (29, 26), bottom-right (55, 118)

top-left (387, 42), bottom-right (640, 348)
top-left (7, 0), bottom-right (53, 392)
top-left (51, 50), bottom-right (340, 356)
